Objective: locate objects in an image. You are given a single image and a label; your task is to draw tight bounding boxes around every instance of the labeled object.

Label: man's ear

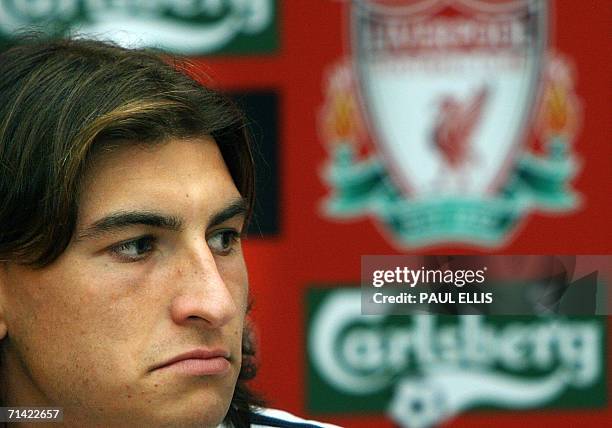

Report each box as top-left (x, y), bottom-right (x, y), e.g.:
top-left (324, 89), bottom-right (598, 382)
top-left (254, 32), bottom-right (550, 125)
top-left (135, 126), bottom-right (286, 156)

top-left (0, 264), bottom-right (8, 340)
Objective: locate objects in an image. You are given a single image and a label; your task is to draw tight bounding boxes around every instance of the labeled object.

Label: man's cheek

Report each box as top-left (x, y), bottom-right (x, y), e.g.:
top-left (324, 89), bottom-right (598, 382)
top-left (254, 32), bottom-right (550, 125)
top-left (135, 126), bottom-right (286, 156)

top-left (21, 284), bottom-right (135, 366)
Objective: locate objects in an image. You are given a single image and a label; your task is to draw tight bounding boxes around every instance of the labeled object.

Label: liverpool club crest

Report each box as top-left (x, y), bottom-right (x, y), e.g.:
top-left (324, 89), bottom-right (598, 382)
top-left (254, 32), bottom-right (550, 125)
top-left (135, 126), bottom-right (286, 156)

top-left (320, 0), bottom-right (581, 247)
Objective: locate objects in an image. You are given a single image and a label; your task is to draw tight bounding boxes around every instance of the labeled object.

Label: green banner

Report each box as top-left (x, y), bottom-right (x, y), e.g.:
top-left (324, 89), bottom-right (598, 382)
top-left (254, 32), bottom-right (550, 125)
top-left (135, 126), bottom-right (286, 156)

top-left (307, 288), bottom-right (607, 426)
top-left (323, 139), bottom-right (579, 247)
top-left (0, 0), bottom-right (278, 55)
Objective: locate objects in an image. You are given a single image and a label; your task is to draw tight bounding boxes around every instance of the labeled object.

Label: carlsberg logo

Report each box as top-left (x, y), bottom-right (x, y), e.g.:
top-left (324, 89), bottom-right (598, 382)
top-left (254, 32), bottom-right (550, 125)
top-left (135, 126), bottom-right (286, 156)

top-left (307, 289), bottom-right (605, 428)
top-left (0, 0), bottom-right (276, 55)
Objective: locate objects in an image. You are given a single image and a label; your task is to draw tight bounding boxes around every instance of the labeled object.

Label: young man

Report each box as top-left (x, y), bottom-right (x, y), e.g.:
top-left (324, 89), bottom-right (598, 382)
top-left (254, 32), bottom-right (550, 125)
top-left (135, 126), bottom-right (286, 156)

top-left (0, 38), bottom-right (336, 428)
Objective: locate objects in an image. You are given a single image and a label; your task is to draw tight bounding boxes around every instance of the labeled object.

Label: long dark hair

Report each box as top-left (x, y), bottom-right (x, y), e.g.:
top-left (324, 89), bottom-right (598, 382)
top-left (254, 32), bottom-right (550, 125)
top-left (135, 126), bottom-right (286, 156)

top-left (0, 36), bottom-right (261, 426)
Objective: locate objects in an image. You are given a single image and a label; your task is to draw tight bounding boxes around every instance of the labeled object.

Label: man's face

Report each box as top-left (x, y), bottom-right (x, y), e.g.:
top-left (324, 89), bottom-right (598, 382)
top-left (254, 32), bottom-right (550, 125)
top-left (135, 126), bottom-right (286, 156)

top-left (0, 137), bottom-right (248, 427)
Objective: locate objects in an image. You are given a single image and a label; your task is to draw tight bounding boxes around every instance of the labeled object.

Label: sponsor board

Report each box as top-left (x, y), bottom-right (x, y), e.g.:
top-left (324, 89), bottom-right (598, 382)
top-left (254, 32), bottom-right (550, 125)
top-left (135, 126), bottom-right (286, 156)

top-left (307, 288), bottom-right (606, 427)
top-left (0, 0), bottom-right (278, 55)
top-left (319, 0), bottom-right (582, 248)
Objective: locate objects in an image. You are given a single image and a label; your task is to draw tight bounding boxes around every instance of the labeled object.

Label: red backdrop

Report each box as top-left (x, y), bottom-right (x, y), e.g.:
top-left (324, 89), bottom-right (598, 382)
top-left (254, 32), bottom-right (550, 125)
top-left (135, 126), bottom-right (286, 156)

top-left (195, 1), bottom-right (610, 426)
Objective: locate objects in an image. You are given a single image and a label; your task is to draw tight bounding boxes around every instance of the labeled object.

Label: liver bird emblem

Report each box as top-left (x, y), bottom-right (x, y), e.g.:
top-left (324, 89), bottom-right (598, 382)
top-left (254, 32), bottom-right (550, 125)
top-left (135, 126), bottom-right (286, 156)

top-left (432, 86), bottom-right (490, 170)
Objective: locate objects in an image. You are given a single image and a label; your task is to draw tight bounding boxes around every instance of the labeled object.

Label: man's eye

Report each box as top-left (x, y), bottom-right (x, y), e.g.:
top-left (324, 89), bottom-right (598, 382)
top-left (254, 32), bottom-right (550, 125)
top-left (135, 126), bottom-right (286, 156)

top-left (109, 236), bottom-right (155, 262)
top-left (207, 229), bottom-right (240, 255)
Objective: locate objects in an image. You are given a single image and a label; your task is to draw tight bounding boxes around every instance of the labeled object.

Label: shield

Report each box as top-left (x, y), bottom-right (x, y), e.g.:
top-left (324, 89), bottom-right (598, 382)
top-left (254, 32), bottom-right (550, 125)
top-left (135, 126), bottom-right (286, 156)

top-left (351, 0), bottom-right (547, 197)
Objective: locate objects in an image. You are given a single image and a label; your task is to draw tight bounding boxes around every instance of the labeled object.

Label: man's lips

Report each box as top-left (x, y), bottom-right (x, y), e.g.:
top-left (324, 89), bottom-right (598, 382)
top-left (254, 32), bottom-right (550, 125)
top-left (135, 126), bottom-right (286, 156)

top-left (152, 348), bottom-right (231, 376)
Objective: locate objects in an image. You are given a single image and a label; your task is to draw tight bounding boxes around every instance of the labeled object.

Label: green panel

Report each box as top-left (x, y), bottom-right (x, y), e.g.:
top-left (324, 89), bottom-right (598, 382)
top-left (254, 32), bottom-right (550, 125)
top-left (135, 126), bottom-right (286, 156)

top-left (0, 0), bottom-right (278, 56)
top-left (306, 287), bottom-right (608, 415)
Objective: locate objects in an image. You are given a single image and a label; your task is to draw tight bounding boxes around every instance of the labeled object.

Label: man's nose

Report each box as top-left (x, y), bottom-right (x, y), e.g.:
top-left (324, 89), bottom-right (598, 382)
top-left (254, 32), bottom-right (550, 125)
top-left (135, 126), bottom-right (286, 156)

top-left (169, 246), bottom-right (237, 329)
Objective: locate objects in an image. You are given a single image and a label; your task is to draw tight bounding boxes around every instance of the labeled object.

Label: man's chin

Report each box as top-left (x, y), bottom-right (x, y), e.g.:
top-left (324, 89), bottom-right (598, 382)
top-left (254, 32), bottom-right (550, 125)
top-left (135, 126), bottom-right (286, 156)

top-left (149, 381), bottom-right (236, 428)
top-left (82, 380), bottom-right (237, 428)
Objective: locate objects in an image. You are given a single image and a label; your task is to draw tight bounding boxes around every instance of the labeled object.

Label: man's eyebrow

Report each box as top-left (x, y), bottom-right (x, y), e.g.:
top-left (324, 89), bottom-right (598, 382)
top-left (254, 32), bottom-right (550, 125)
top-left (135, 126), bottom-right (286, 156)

top-left (209, 197), bottom-right (249, 228)
top-left (76, 197), bottom-right (248, 241)
top-left (77, 211), bottom-right (183, 240)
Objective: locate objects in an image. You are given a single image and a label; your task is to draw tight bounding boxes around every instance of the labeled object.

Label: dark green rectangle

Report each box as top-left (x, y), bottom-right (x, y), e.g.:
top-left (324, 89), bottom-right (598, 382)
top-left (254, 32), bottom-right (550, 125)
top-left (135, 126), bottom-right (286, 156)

top-left (306, 287), bottom-right (607, 415)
